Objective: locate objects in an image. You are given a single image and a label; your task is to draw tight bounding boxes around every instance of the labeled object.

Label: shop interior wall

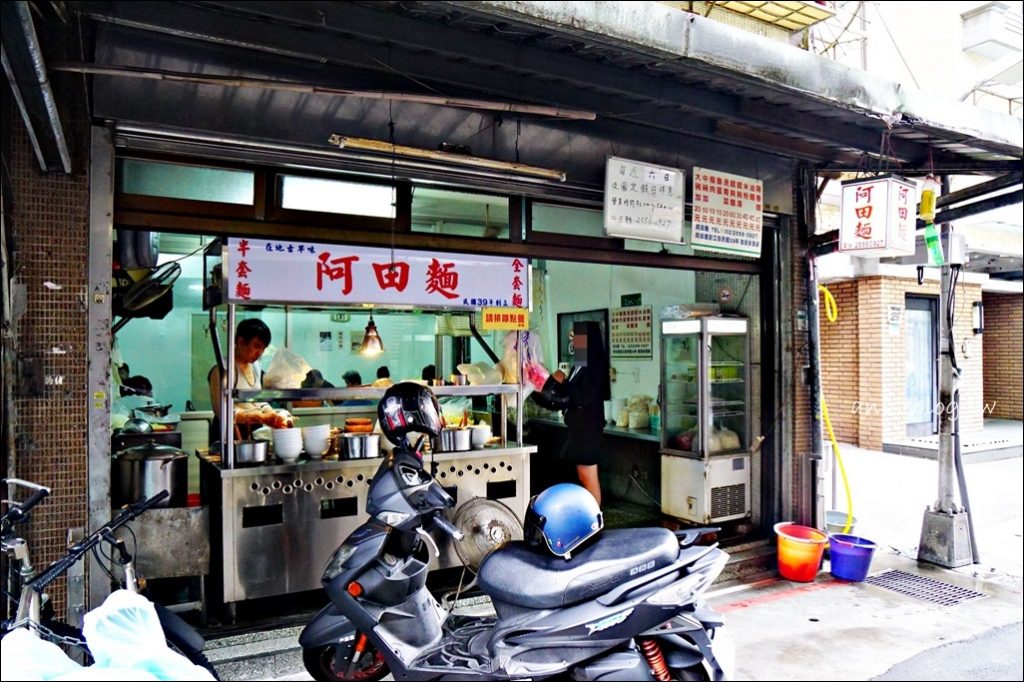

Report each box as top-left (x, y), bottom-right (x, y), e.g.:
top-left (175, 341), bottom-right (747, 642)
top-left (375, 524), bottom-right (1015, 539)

top-left (540, 260), bottom-right (696, 407)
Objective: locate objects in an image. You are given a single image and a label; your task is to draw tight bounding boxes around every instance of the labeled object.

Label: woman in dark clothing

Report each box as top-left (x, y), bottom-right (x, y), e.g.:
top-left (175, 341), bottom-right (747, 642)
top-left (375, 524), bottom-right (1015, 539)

top-left (531, 321), bottom-right (610, 504)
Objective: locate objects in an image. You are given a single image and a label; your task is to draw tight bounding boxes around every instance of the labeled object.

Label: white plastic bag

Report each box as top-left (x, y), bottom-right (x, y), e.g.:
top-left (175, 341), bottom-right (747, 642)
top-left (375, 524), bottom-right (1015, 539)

top-left (262, 347), bottom-right (312, 389)
top-left (0, 627), bottom-right (83, 680)
top-left (83, 590), bottom-right (215, 681)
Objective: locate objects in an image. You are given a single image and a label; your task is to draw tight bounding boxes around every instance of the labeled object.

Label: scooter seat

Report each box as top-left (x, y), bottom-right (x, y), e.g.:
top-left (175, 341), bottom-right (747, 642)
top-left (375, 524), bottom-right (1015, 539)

top-left (478, 527), bottom-right (678, 609)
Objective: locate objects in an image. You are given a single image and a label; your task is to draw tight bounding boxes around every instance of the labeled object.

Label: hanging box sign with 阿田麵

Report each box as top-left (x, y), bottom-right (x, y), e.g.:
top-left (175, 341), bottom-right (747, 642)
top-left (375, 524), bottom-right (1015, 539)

top-left (224, 238), bottom-right (529, 310)
top-left (839, 175), bottom-right (917, 257)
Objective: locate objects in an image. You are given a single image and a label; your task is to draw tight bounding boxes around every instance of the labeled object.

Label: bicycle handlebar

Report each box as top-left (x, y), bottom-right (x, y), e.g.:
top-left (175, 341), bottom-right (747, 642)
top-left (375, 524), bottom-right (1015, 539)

top-left (1, 479), bottom-right (52, 530)
top-left (26, 490), bottom-right (170, 593)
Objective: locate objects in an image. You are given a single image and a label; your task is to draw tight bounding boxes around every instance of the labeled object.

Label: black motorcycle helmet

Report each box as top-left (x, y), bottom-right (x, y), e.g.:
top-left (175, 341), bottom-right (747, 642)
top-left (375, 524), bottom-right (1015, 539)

top-left (377, 381), bottom-right (444, 448)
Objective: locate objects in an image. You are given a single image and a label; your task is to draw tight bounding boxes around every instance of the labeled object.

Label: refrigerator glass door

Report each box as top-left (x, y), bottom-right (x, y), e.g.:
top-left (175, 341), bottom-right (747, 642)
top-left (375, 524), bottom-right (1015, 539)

top-left (708, 333), bottom-right (747, 454)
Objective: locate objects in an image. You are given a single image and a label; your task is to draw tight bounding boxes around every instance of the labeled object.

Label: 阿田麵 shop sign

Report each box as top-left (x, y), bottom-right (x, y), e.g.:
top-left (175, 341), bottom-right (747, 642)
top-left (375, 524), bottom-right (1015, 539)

top-left (839, 175), bottom-right (917, 256)
top-left (225, 238), bottom-right (529, 309)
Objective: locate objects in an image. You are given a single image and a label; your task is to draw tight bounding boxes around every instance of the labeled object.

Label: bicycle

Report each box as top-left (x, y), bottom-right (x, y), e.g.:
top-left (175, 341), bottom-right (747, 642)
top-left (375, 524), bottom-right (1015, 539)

top-left (1, 478), bottom-right (217, 677)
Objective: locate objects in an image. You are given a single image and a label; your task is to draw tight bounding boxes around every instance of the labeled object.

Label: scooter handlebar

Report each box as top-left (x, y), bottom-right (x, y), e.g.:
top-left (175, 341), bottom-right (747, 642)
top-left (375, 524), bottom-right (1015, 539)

top-left (433, 514), bottom-right (464, 541)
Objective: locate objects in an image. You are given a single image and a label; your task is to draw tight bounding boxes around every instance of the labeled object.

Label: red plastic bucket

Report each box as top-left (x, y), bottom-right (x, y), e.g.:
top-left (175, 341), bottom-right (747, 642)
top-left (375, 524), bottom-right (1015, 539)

top-left (774, 522), bottom-right (828, 582)
top-left (828, 533), bottom-right (877, 582)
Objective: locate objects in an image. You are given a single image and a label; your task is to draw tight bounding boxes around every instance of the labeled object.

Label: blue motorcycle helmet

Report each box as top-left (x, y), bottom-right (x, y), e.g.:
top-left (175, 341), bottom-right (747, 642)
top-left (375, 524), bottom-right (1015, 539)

top-left (525, 483), bottom-right (604, 559)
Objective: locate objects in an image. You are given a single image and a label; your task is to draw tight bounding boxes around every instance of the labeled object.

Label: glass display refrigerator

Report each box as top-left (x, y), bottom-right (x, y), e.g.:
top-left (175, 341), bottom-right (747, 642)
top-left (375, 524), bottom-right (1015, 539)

top-left (659, 315), bottom-right (751, 523)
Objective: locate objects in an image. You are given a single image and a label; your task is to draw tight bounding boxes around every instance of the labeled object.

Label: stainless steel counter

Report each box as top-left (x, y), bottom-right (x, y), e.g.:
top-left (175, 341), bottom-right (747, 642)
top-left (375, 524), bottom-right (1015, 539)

top-left (199, 446), bottom-right (535, 604)
top-left (528, 418), bottom-right (660, 443)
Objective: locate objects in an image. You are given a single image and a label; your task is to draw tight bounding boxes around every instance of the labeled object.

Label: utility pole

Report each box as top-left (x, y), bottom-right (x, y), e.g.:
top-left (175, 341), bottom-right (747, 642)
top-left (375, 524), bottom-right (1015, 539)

top-left (918, 181), bottom-right (972, 568)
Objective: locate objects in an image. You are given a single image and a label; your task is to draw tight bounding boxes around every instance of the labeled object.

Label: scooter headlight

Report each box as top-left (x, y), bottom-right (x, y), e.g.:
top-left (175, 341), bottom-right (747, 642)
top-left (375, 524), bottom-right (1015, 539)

top-left (376, 510), bottom-right (412, 527)
top-left (323, 543), bottom-right (359, 582)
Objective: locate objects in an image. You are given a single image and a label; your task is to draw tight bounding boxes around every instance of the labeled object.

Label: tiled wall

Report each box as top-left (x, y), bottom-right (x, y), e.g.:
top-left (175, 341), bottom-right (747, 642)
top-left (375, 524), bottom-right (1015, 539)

top-left (8, 102), bottom-right (90, 619)
top-left (981, 293), bottom-right (1023, 420)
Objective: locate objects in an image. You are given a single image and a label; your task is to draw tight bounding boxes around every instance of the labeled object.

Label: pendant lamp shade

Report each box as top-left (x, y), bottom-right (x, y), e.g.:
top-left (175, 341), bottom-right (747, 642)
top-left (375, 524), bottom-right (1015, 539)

top-left (360, 314), bottom-right (385, 356)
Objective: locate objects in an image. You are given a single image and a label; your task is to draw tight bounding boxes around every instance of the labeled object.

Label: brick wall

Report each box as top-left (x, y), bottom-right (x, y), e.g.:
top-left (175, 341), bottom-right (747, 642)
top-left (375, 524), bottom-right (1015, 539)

top-left (817, 280), bottom-right (858, 442)
top-left (8, 101), bottom-right (91, 618)
top-left (819, 274), bottom-right (985, 450)
top-left (982, 293), bottom-right (1023, 420)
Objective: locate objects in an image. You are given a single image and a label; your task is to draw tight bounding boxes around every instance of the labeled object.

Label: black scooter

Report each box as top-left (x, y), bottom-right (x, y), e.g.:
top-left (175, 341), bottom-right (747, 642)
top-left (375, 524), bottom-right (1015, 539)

top-left (299, 443), bottom-right (733, 681)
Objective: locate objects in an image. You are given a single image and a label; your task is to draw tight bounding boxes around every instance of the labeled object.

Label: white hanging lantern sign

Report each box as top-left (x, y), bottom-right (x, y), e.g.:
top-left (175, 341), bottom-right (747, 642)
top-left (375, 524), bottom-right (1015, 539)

top-left (839, 175), bottom-right (917, 256)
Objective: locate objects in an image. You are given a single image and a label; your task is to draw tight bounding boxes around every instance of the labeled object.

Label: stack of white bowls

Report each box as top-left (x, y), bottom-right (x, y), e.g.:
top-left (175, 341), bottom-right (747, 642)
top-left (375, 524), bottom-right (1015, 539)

top-left (301, 424), bottom-right (331, 458)
top-left (272, 427), bottom-right (303, 461)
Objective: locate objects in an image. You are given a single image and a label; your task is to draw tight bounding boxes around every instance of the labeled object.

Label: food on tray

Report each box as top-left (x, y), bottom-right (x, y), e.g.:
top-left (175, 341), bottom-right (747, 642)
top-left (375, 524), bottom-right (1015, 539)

top-left (344, 417), bottom-right (373, 433)
top-left (236, 404), bottom-right (293, 429)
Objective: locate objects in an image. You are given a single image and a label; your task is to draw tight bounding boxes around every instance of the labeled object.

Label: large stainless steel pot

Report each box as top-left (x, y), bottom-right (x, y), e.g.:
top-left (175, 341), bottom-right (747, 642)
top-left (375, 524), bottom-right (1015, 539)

top-left (112, 440), bottom-right (187, 508)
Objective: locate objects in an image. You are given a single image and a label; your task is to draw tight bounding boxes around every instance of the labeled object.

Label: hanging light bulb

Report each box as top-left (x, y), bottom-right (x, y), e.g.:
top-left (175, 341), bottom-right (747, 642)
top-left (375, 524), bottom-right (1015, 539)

top-left (359, 314), bottom-right (385, 356)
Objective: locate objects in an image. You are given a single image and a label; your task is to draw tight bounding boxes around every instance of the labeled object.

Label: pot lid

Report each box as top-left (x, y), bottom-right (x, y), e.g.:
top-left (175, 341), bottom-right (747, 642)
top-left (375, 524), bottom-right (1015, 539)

top-left (116, 440), bottom-right (187, 461)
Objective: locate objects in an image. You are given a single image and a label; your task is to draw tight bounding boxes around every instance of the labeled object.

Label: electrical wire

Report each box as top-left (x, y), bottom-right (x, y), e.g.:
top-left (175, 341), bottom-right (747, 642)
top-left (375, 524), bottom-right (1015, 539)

top-left (874, 4), bottom-right (920, 89)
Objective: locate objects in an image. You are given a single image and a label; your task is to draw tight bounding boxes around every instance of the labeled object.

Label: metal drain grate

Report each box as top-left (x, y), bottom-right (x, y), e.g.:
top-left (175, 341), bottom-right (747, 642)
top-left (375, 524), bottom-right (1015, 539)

top-left (864, 569), bottom-right (987, 606)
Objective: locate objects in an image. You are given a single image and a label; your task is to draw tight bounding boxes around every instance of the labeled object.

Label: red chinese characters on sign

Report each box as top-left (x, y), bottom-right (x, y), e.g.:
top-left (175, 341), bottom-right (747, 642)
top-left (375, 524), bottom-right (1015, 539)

top-left (426, 258), bottom-right (459, 299)
top-left (234, 239), bottom-right (252, 300)
top-left (509, 256), bottom-right (524, 307)
top-left (896, 186), bottom-right (912, 240)
top-left (317, 252), bottom-right (360, 295)
top-left (853, 185), bottom-right (875, 240)
top-left (511, 258), bottom-right (525, 308)
top-left (373, 261), bottom-right (410, 291)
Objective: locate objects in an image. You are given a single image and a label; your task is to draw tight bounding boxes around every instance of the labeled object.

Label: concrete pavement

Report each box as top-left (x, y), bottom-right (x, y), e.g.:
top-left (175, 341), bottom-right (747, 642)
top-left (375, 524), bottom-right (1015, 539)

top-left (706, 442), bottom-right (1023, 680)
top-left (225, 442), bottom-right (1023, 681)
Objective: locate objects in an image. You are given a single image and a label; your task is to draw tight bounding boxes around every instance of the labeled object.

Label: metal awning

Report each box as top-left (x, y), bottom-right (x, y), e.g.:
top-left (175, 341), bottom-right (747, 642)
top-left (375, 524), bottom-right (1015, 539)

top-left (69, 1), bottom-right (1020, 172)
top-left (62, 0), bottom-right (1022, 180)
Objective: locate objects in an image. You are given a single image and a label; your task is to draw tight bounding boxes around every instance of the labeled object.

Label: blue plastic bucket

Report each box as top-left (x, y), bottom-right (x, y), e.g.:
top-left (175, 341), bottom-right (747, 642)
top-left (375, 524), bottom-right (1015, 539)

top-left (828, 533), bottom-right (877, 582)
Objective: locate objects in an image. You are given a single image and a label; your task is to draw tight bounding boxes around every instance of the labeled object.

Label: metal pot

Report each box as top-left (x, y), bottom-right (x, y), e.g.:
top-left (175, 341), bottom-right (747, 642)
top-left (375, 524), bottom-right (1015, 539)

top-left (235, 439), bottom-right (267, 464)
top-left (439, 428), bottom-right (471, 452)
top-left (121, 417), bottom-right (153, 434)
top-left (341, 433), bottom-right (380, 459)
top-left (112, 440), bottom-right (188, 508)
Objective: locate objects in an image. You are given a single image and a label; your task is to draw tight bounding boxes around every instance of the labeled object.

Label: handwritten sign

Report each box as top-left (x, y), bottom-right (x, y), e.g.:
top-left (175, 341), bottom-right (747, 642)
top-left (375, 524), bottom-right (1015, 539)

top-left (610, 305), bottom-right (653, 358)
top-left (691, 167), bottom-right (763, 257)
top-left (225, 238), bottom-right (529, 309)
top-left (604, 157), bottom-right (685, 243)
top-left (839, 175), bottom-right (917, 256)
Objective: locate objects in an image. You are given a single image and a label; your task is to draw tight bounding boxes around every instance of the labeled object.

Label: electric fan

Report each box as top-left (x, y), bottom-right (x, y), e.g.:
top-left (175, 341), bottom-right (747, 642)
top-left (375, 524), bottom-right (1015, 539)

top-left (451, 497), bottom-right (523, 572)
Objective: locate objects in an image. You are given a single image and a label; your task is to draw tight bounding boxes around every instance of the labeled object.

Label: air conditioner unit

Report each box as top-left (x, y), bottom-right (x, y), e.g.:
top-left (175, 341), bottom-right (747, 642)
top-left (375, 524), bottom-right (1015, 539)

top-left (661, 454), bottom-right (750, 523)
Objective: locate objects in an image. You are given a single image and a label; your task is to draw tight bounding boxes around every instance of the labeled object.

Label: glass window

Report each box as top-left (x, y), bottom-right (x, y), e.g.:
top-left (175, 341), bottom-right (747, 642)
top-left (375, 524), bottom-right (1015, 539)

top-left (532, 203), bottom-right (604, 238)
top-left (116, 159), bottom-right (254, 204)
top-left (411, 187), bottom-right (509, 239)
top-left (279, 175), bottom-right (395, 218)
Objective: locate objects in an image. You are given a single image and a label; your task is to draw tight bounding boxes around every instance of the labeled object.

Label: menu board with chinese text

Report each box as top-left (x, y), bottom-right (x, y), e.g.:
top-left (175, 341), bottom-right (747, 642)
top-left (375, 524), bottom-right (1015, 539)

top-left (604, 157), bottom-right (685, 243)
top-left (691, 167), bottom-right (763, 257)
top-left (610, 305), bottom-right (653, 359)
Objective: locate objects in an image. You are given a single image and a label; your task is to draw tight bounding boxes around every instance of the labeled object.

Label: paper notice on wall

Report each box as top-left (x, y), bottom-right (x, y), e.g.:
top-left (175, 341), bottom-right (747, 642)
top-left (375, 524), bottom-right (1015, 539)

top-left (690, 167), bottom-right (763, 257)
top-left (604, 157), bottom-right (685, 243)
